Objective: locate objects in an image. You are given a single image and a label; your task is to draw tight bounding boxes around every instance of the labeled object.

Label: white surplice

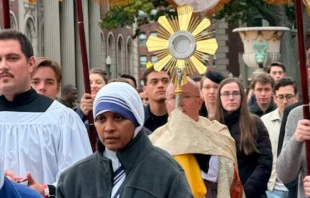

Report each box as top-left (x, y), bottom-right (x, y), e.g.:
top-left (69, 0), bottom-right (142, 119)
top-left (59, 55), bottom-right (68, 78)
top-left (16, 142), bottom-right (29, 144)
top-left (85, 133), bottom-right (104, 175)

top-left (0, 101), bottom-right (92, 184)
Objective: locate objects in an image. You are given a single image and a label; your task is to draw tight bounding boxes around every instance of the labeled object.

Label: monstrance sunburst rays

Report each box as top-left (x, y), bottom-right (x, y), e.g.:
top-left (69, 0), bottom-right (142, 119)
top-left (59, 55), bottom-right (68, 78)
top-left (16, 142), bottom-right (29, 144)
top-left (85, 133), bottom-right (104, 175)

top-left (146, 5), bottom-right (218, 86)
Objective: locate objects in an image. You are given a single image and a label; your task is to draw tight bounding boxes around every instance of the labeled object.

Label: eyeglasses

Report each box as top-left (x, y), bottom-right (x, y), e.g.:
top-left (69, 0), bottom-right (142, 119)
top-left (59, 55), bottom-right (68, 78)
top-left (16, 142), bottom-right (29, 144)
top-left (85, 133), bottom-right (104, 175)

top-left (167, 95), bottom-right (200, 101)
top-left (275, 94), bottom-right (295, 102)
top-left (220, 91), bottom-right (241, 99)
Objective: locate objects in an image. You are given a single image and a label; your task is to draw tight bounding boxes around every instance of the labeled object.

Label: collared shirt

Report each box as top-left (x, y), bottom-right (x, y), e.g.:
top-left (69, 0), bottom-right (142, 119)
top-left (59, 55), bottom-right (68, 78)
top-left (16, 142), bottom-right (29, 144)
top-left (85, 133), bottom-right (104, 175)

top-left (261, 109), bottom-right (287, 191)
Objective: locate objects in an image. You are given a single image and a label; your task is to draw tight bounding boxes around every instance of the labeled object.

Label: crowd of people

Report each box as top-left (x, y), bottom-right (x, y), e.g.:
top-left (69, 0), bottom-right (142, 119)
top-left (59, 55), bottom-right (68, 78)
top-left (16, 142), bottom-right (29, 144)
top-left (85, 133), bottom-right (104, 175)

top-left (1, 29), bottom-right (310, 198)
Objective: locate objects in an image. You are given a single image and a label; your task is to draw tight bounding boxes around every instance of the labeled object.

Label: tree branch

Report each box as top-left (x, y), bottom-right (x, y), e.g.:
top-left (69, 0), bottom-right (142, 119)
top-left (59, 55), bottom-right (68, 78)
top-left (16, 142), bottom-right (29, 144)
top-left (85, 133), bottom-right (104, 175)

top-left (292, 6), bottom-right (310, 52)
top-left (302, 6), bottom-right (310, 35)
top-left (251, 1), bottom-right (277, 25)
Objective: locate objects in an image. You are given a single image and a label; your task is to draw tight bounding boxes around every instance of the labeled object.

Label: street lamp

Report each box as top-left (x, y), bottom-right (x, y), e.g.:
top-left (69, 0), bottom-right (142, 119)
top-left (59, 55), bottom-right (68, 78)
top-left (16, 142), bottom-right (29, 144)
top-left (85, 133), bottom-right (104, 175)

top-left (106, 56), bottom-right (112, 79)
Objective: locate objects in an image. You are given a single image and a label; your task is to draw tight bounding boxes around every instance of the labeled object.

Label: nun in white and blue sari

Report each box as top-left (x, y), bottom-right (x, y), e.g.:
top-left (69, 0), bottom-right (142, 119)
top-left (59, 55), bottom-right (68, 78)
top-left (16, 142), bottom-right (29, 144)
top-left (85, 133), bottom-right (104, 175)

top-left (57, 82), bottom-right (193, 198)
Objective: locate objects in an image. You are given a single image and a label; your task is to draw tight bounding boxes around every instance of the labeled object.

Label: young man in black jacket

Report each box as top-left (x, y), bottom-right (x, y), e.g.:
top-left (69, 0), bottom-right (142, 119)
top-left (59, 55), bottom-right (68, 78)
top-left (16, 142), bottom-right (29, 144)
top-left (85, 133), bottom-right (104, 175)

top-left (142, 67), bottom-right (170, 132)
top-left (249, 74), bottom-right (277, 117)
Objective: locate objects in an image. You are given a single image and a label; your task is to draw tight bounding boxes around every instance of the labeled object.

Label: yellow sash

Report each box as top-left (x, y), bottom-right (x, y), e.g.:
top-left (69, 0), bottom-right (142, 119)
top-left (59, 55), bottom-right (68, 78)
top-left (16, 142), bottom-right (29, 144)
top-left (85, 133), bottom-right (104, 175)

top-left (174, 154), bottom-right (206, 198)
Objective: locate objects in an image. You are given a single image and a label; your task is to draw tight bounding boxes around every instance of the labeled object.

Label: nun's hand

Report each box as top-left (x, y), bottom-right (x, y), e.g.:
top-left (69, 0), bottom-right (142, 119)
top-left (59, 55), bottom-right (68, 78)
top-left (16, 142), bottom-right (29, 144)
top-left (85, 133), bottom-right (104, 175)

top-left (80, 93), bottom-right (93, 116)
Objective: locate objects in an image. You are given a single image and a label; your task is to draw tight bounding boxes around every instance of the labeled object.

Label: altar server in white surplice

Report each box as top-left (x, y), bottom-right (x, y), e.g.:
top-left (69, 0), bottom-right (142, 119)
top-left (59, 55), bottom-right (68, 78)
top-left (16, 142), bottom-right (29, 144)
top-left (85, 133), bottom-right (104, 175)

top-left (0, 29), bottom-right (92, 197)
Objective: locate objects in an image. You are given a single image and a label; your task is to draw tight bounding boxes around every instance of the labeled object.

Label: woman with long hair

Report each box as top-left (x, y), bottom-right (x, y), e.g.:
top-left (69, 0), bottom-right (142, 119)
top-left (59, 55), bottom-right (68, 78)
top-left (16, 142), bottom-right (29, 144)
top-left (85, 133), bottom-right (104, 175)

top-left (215, 78), bottom-right (272, 198)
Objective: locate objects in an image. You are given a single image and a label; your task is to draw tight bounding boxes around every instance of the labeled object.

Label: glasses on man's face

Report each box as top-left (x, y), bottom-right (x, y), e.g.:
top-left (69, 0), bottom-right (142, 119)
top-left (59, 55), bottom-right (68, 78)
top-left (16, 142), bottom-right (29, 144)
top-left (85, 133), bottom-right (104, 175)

top-left (220, 91), bottom-right (241, 99)
top-left (167, 94), bottom-right (200, 101)
top-left (275, 94), bottom-right (295, 102)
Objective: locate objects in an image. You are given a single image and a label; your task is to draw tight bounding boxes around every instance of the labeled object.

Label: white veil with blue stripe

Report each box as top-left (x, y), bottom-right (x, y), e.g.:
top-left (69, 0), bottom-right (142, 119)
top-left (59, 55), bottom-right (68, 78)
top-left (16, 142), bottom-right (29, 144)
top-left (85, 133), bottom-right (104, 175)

top-left (93, 82), bottom-right (145, 198)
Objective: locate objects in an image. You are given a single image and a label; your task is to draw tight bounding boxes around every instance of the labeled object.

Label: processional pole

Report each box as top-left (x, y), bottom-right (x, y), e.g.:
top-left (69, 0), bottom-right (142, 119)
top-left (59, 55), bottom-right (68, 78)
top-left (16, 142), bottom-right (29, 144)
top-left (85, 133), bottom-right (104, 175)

top-left (2, 0), bottom-right (10, 28)
top-left (295, 0), bottom-right (310, 173)
top-left (75, 0), bottom-right (97, 152)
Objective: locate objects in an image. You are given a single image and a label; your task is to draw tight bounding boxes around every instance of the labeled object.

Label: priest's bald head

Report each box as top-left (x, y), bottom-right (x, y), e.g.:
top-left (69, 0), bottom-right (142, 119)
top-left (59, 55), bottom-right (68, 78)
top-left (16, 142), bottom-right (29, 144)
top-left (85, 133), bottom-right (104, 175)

top-left (165, 77), bottom-right (203, 121)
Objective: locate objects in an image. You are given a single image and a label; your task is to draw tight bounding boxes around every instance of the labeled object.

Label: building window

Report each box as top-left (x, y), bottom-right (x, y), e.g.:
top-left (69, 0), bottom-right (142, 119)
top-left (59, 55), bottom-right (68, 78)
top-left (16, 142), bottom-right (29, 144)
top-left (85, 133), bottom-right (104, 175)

top-left (140, 56), bottom-right (147, 68)
top-left (140, 80), bottom-right (144, 86)
top-left (151, 56), bottom-right (158, 65)
top-left (213, 54), bottom-right (217, 66)
top-left (139, 34), bottom-right (146, 45)
top-left (150, 9), bottom-right (157, 21)
top-left (150, 32), bottom-right (157, 37)
top-left (212, 30), bottom-right (216, 37)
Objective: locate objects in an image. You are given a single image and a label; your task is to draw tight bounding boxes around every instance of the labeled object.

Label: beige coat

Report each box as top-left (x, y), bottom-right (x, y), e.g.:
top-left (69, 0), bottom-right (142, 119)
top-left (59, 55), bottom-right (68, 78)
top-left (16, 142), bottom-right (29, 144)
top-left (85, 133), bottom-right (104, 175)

top-left (261, 108), bottom-right (287, 191)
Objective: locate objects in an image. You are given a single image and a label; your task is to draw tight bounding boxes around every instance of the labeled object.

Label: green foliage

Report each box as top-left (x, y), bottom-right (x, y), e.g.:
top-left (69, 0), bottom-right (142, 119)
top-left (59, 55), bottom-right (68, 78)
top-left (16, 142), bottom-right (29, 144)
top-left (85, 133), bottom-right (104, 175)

top-left (215, 0), bottom-right (254, 24)
top-left (285, 4), bottom-right (295, 24)
top-left (99, 0), bottom-right (154, 30)
top-left (100, 0), bottom-right (297, 29)
top-left (215, 0), bottom-right (295, 26)
top-left (100, 0), bottom-right (296, 37)
top-left (152, 9), bottom-right (178, 22)
top-left (99, 0), bottom-right (177, 38)
top-left (151, 0), bottom-right (170, 8)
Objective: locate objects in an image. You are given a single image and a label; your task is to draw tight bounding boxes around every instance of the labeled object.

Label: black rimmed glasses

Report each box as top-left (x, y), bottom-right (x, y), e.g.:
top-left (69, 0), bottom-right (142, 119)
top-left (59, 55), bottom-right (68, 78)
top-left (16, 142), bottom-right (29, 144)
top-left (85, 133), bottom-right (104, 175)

top-left (275, 94), bottom-right (295, 102)
top-left (220, 91), bottom-right (241, 99)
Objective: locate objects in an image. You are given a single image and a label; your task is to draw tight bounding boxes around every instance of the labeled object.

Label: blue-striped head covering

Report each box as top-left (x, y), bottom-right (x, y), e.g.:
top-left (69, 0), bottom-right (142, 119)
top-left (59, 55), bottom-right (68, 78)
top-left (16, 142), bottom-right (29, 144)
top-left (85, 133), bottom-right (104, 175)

top-left (94, 82), bottom-right (145, 198)
top-left (93, 82), bottom-right (144, 137)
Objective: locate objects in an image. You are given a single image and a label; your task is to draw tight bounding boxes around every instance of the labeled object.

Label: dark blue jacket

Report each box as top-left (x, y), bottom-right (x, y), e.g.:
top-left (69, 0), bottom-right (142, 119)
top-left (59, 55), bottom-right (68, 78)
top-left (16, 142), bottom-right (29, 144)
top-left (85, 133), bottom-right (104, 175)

top-left (248, 95), bottom-right (277, 117)
top-left (0, 177), bottom-right (43, 198)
